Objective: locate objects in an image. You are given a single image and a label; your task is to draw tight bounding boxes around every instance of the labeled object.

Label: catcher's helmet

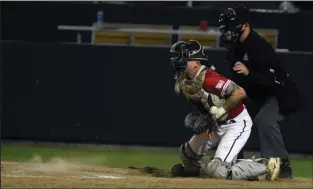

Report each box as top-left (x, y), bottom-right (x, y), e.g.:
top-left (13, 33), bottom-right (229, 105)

top-left (170, 40), bottom-right (208, 78)
top-left (218, 5), bottom-right (250, 43)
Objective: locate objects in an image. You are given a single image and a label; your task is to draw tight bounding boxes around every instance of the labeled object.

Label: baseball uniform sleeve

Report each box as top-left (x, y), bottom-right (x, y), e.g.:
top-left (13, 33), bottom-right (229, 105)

top-left (203, 71), bottom-right (232, 98)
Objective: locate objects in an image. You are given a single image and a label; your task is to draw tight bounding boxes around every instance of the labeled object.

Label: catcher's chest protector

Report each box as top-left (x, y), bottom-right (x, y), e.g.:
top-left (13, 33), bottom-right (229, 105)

top-left (175, 65), bottom-right (225, 112)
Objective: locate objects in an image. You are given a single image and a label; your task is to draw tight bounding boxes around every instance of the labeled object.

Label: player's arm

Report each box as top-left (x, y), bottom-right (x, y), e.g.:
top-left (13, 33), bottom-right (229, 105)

top-left (221, 81), bottom-right (246, 112)
top-left (203, 71), bottom-right (246, 120)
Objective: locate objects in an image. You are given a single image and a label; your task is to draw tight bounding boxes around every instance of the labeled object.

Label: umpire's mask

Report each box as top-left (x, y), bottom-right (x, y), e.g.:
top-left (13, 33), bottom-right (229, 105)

top-left (218, 5), bottom-right (250, 44)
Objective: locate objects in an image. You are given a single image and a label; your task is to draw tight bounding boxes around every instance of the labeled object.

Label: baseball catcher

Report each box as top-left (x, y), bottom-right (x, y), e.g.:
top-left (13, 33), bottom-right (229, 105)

top-left (169, 40), bottom-right (281, 181)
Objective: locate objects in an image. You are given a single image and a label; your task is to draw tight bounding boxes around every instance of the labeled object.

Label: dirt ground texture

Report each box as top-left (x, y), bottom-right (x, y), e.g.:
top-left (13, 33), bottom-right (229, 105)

top-left (1, 157), bottom-right (312, 188)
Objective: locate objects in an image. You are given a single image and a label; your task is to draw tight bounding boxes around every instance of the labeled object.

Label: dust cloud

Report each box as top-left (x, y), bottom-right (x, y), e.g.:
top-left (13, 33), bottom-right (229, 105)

top-left (25, 155), bottom-right (82, 173)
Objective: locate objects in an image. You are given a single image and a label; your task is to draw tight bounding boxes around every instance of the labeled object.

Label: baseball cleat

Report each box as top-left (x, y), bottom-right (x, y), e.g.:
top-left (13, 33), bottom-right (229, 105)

top-left (267, 157), bottom-right (281, 181)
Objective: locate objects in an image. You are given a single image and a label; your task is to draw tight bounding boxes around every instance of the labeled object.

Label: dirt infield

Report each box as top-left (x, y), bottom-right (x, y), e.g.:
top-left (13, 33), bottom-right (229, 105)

top-left (1, 157), bottom-right (312, 188)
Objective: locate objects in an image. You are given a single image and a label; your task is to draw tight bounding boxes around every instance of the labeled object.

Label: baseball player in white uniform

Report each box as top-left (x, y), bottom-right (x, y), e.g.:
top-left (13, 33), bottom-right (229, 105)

top-left (169, 40), bottom-right (281, 181)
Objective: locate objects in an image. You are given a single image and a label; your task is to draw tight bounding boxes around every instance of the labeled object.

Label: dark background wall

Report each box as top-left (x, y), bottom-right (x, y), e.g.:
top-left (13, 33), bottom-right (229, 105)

top-left (1, 41), bottom-right (312, 153)
top-left (1, 2), bottom-right (313, 52)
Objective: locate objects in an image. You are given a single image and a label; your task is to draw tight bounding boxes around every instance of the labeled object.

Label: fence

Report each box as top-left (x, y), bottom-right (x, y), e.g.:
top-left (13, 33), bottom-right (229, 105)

top-left (1, 2), bottom-right (313, 51)
top-left (1, 41), bottom-right (312, 153)
top-left (57, 24), bottom-right (280, 49)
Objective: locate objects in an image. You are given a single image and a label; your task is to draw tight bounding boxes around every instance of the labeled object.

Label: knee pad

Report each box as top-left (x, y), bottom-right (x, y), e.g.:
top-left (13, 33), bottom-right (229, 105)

top-left (203, 158), bottom-right (232, 179)
top-left (179, 141), bottom-right (202, 167)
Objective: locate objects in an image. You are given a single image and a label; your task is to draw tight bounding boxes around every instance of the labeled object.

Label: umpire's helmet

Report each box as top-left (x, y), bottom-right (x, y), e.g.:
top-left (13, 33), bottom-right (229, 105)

top-left (170, 40), bottom-right (208, 79)
top-left (218, 5), bottom-right (250, 43)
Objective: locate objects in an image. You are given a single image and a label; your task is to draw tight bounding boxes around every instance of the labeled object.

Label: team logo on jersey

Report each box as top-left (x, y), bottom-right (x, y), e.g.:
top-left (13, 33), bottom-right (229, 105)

top-left (243, 53), bottom-right (249, 61)
top-left (215, 80), bottom-right (225, 89)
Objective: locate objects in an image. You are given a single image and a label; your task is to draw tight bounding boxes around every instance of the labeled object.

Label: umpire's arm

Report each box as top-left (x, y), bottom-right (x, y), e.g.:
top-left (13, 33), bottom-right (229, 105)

top-left (244, 44), bottom-right (278, 87)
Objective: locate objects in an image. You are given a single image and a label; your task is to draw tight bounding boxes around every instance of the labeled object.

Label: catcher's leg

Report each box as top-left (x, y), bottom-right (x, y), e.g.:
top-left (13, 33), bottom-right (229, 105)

top-left (213, 111), bottom-right (252, 163)
top-left (171, 113), bottom-right (220, 177)
top-left (203, 157), bottom-right (281, 181)
top-left (202, 109), bottom-right (280, 181)
top-left (172, 132), bottom-right (220, 177)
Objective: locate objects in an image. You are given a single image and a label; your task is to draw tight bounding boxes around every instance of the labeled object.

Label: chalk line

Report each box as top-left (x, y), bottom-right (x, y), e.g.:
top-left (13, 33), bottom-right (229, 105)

top-left (2, 174), bottom-right (125, 179)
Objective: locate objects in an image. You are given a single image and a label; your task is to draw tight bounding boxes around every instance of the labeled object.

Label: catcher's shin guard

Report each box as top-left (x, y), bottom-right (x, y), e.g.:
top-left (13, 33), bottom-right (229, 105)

top-left (202, 158), bottom-right (273, 181)
top-left (171, 142), bottom-right (203, 177)
top-left (223, 157), bottom-right (280, 181)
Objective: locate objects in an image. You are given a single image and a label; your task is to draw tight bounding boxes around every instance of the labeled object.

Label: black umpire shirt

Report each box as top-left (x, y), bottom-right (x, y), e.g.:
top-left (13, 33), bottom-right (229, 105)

top-left (226, 30), bottom-right (282, 109)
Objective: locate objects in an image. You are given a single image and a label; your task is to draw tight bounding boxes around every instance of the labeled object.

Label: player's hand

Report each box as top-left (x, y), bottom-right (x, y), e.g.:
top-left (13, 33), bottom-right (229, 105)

top-left (210, 106), bottom-right (227, 121)
top-left (233, 61), bottom-right (249, 75)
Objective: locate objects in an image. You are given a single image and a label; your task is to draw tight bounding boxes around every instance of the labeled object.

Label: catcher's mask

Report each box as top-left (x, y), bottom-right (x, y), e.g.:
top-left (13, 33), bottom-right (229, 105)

top-left (218, 5), bottom-right (250, 44)
top-left (170, 40), bottom-right (208, 79)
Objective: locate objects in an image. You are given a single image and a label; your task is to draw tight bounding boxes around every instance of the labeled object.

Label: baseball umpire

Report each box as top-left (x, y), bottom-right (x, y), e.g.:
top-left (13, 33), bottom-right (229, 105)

top-left (218, 5), bottom-right (302, 179)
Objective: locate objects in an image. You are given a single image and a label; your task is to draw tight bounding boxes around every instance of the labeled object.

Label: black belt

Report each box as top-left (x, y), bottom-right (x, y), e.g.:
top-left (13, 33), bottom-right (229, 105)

top-left (218, 119), bottom-right (236, 125)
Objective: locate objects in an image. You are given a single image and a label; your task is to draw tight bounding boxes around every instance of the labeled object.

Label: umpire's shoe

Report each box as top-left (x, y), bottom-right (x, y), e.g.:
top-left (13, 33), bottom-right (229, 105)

top-left (280, 159), bottom-right (293, 179)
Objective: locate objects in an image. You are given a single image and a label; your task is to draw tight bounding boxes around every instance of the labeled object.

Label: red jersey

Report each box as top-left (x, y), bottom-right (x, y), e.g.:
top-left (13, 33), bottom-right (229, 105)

top-left (203, 70), bottom-right (244, 119)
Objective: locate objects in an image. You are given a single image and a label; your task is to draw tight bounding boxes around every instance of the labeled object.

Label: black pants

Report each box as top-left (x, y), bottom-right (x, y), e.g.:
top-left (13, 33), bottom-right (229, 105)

top-left (239, 96), bottom-right (289, 159)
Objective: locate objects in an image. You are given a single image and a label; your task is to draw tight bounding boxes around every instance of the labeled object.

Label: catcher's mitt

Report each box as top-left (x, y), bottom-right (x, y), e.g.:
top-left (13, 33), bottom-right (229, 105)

top-left (185, 112), bottom-right (218, 135)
